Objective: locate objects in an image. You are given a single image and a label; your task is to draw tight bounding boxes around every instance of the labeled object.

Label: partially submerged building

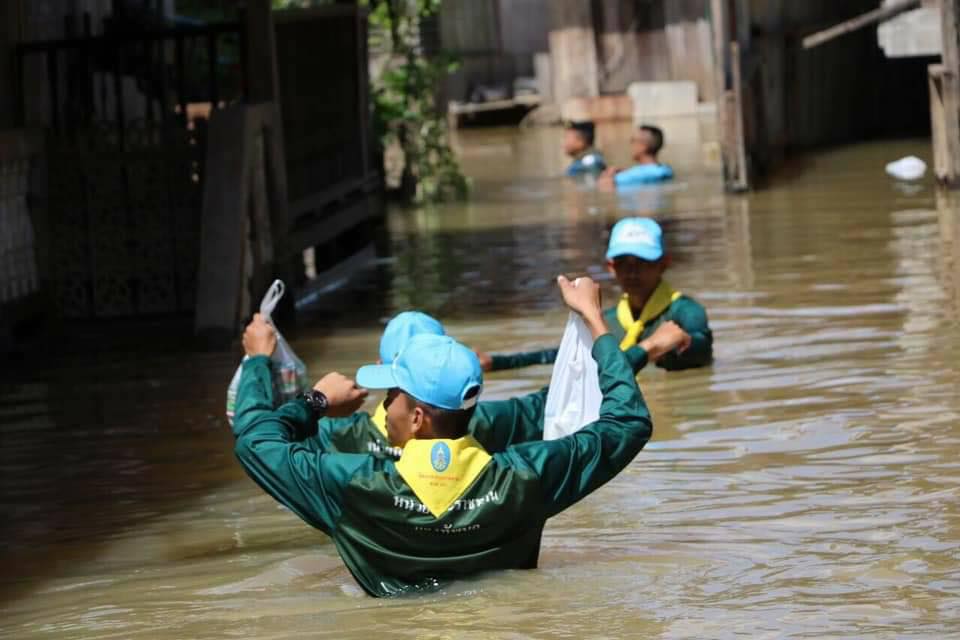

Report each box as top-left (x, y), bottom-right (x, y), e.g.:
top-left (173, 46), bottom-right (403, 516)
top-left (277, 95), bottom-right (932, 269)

top-left (0, 0), bottom-right (382, 345)
top-left (438, 0), bottom-right (960, 191)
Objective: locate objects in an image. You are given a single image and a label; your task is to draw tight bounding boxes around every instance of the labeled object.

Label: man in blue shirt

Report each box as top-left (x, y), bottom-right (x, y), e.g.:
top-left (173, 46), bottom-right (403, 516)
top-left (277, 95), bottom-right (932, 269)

top-left (564, 120), bottom-right (607, 176)
top-left (599, 124), bottom-right (673, 188)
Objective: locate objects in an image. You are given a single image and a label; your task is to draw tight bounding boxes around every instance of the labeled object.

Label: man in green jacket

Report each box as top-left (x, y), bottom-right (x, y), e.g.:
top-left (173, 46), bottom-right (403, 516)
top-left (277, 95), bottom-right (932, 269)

top-left (238, 310), bottom-right (550, 460)
top-left (240, 302), bottom-right (657, 460)
top-left (477, 217), bottom-right (712, 373)
top-left (232, 275), bottom-right (652, 597)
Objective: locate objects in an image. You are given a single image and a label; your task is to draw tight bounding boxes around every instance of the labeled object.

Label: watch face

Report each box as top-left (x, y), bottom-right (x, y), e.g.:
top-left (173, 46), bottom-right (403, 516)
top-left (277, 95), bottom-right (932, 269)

top-left (309, 390), bottom-right (328, 413)
top-left (313, 390), bottom-right (328, 410)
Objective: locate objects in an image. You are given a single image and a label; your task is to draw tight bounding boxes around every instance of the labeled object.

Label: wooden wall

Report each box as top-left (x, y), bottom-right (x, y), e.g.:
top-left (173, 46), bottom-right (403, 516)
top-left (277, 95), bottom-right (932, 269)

top-left (750, 0), bottom-right (934, 152)
top-left (594, 0), bottom-right (716, 102)
top-left (440, 0), bottom-right (549, 103)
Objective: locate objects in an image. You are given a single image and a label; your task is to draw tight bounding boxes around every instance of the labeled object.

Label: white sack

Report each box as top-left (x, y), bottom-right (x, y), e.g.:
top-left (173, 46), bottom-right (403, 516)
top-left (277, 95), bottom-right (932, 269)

top-left (543, 311), bottom-right (602, 440)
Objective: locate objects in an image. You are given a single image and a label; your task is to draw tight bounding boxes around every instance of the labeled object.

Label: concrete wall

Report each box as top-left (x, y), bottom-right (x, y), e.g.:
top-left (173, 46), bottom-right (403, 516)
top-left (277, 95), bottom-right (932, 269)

top-left (877, 1), bottom-right (941, 58)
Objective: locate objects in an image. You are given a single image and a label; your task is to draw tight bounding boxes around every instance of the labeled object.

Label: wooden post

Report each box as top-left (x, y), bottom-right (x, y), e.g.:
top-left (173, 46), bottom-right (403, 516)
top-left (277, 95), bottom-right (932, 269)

top-left (730, 41), bottom-right (749, 192)
top-left (711, 0), bottom-right (751, 191)
top-left (939, 0), bottom-right (960, 187)
top-left (354, 5), bottom-right (371, 177)
top-left (244, 0), bottom-right (280, 103)
top-left (242, 1), bottom-right (295, 323)
top-left (710, 0), bottom-right (729, 116)
top-left (930, 64), bottom-right (950, 180)
top-left (0, 0), bottom-right (23, 129)
top-left (548, 0), bottom-right (599, 111)
top-left (194, 105), bottom-right (289, 343)
top-left (710, 0), bottom-right (728, 179)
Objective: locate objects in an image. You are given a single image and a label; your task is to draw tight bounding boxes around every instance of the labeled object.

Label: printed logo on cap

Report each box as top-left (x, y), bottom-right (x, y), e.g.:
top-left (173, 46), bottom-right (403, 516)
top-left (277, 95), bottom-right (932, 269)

top-left (430, 442), bottom-right (451, 472)
top-left (618, 224), bottom-right (655, 246)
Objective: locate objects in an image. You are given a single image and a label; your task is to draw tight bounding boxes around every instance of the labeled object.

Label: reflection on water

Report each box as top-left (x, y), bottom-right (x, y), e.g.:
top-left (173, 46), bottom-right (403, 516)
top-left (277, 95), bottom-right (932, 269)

top-left (3, 133), bottom-right (960, 638)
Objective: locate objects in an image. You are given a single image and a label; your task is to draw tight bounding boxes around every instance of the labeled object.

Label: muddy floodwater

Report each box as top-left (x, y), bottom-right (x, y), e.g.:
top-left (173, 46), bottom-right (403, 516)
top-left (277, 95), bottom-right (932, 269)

top-left (3, 126), bottom-right (960, 638)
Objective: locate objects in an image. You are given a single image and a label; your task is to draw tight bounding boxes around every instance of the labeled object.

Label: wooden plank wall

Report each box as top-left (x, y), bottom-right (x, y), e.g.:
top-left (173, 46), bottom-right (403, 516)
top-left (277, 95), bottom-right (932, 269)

top-left (440, 0), bottom-right (550, 104)
top-left (595, 0), bottom-right (715, 102)
top-left (751, 0), bottom-right (934, 153)
top-left (440, 0), bottom-right (504, 103)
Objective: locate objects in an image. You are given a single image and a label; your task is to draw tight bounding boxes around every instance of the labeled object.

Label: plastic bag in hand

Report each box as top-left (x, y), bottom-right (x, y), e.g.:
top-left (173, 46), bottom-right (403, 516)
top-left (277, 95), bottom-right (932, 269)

top-left (543, 310), bottom-right (602, 440)
top-left (226, 280), bottom-right (309, 425)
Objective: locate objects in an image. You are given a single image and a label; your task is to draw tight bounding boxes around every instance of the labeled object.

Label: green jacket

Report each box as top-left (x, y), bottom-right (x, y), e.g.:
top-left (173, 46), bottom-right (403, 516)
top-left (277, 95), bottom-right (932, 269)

top-left (239, 356), bottom-right (550, 459)
top-left (231, 335), bottom-right (652, 597)
top-left (491, 295), bottom-right (712, 372)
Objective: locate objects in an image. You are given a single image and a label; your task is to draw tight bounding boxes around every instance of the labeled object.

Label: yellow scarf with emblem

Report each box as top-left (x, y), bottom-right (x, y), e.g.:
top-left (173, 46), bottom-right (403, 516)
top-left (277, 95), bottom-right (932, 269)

top-left (616, 280), bottom-right (682, 350)
top-left (395, 436), bottom-right (492, 518)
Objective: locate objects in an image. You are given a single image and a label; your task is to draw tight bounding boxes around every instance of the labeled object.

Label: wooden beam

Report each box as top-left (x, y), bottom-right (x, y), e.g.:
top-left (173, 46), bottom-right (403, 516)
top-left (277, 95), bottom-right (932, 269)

top-left (710, 0), bottom-right (729, 99)
top-left (930, 65), bottom-right (950, 180)
top-left (244, 0), bottom-right (280, 102)
top-left (548, 0), bottom-right (599, 107)
top-left (0, 0), bottom-right (23, 129)
top-left (195, 104), bottom-right (289, 342)
top-left (802, 0), bottom-right (921, 49)
top-left (710, 0), bottom-right (730, 181)
top-left (939, 0), bottom-right (960, 187)
top-left (730, 41), bottom-right (749, 192)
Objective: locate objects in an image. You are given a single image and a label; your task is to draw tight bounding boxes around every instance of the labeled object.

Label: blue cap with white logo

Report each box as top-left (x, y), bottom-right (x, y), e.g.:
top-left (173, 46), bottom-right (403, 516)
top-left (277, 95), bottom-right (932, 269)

top-left (379, 311), bottom-right (445, 364)
top-left (605, 217), bottom-right (664, 261)
top-left (358, 334), bottom-right (483, 411)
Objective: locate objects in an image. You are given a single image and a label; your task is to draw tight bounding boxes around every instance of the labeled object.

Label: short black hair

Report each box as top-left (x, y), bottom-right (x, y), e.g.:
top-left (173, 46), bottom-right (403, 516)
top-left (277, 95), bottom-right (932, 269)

top-left (410, 386), bottom-right (481, 439)
top-left (567, 120), bottom-right (596, 147)
top-left (639, 124), bottom-right (664, 155)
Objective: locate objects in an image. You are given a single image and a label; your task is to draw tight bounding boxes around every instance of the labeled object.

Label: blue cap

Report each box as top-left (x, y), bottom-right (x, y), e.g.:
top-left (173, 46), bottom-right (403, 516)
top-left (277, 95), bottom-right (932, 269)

top-left (605, 217), bottom-right (664, 261)
top-left (379, 311), bottom-right (445, 364)
top-left (358, 334), bottom-right (483, 411)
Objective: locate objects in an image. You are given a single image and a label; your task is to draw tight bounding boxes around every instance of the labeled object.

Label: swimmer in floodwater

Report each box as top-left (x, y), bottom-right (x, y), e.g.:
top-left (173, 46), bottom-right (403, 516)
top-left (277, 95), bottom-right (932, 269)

top-left (598, 124), bottom-right (674, 189)
top-left (564, 120), bottom-right (607, 177)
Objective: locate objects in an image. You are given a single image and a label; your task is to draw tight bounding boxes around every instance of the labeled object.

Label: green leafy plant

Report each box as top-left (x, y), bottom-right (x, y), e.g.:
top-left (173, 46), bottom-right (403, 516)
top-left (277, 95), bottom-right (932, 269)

top-left (368, 0), bottom-right (468, 203)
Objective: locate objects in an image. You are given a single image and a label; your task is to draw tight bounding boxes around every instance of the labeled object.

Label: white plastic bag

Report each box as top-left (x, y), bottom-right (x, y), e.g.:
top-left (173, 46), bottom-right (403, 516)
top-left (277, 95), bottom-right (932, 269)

top-left (226, 280), bottom-right (309, 425)
top-left (885, 156), bottom-right (927, 181)
top-left (543, 310), bottom-right (602, 441)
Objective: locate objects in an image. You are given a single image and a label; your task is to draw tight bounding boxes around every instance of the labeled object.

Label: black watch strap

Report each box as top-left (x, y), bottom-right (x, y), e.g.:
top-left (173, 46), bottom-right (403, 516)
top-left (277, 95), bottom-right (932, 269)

top-left (300, 389), bottom-right (329, 419)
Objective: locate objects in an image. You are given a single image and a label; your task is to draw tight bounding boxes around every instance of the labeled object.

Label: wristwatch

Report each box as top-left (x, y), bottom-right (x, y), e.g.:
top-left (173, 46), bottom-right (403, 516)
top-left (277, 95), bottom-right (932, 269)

top-left (300, 389), bottom-right (329, 420)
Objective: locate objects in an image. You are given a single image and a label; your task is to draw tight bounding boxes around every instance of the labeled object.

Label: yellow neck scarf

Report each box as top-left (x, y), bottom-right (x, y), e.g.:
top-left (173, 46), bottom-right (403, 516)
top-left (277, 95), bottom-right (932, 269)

top-left (371, 401), bottom-right (388, 439)
top-left (616, 281), bottom-right (681, 350)
top-left (395, 436), bottom-right (492, 517)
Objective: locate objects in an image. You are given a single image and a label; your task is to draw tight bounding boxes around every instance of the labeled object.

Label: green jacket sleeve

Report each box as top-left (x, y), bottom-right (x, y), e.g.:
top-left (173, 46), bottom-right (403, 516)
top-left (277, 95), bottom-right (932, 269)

top-left (623, 345), bottom-right (650, 371)
top-left (233, 358), bottom-right (371, 533)
top-left (657, 298), bottom-right (713, 371)
top-left (490, 348), bottom-right (559, 371)
top-left (470, 387), bottom-right (549, 451)
top-left (490, 345), bottom-right (651, 375)
top-left (232, 354), bottom-right (374, 455)
top-left (499, 334), bottom-right (652, 518)
top-left (232, 355), bottom-right (277, 436)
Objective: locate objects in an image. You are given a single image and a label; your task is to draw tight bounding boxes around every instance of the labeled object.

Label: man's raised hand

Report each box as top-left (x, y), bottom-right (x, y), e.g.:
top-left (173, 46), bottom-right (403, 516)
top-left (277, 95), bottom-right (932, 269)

top-left (640, 321), bottom-right (691, 362)
top-left (243, 313), bottom-right (277, 358)
top-left (557, 275), bottom-right (608, 339)
top-left (314, 372), bottom-right (369, 418)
